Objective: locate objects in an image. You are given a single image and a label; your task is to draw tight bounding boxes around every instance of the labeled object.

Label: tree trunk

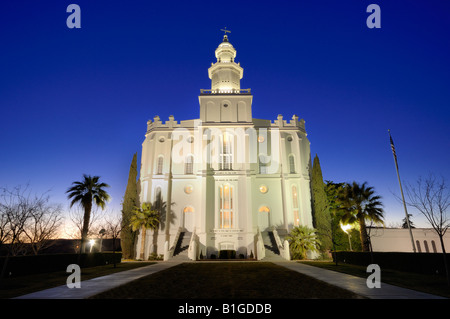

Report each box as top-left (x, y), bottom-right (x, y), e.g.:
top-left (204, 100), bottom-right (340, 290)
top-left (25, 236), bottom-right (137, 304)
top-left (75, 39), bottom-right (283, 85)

top-left (359, 217), bottom-right (370, 252)
top-left (140, 226), bottom-right (146, 260)
top-left (438, 234), bottom-right (450, 286)
top-left (80, 199), bottom-right (92, 253)
top-left (112, 237), bottom-right (117, 268)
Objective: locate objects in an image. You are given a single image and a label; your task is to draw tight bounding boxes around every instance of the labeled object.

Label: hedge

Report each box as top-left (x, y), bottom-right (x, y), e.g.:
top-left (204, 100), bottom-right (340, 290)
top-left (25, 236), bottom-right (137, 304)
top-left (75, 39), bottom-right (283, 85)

top-left (0, 252), bottom-right (122, 277)
top-left (333, 251), bottom-right (450, 276)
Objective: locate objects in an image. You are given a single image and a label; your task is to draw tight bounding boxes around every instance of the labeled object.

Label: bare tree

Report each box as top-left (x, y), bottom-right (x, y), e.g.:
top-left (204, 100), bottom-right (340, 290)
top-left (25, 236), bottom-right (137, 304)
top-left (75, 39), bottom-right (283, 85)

top-left (23, 201), bottom-right (63, 255)
top-left (0, 185), bottom-right (38, 256)
top-left (405, 175), bottom-right (450, 285)
top-left (66, 205), bottom-right (105, 253)
top-left (0, 185), bottom-right (64, 281)
top-left (103, 210), bottom-right (124, 267)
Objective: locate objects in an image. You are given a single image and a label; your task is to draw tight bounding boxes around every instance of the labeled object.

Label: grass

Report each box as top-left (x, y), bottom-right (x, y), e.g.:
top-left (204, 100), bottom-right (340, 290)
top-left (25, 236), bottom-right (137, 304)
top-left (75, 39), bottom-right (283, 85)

top-left (300, 260), bottom-right (450, 298)
top-left (90, 262), bottom-right (363, 299)
top-left (0, 261), bottom-right (155, 299)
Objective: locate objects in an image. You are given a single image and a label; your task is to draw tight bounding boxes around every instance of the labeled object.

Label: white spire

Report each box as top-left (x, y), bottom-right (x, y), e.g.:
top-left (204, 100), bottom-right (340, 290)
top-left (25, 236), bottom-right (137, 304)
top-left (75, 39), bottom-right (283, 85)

top-left (208, 34), bottom-right (243, 93)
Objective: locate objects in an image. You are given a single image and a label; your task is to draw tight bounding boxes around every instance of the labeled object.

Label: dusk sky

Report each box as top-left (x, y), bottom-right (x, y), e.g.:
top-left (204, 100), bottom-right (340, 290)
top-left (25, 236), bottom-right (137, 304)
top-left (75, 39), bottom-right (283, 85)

top-left (1, 0), bottom-right (449, 232)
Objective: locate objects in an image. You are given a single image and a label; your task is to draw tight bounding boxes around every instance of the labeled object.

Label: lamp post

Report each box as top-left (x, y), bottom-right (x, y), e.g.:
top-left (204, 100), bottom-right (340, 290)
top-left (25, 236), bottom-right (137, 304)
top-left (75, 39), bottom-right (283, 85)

top-left (340, 222), bottom-right (353, 251)
top-left (99, 229), bottom-right (106, 252)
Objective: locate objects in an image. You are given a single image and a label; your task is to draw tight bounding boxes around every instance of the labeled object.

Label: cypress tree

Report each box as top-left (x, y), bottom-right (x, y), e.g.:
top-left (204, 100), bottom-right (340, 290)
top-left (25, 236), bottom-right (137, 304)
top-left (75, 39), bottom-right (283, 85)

top-left (311, 154), bottom-right (332, 254)
top-left (121, 153), bottom-right (140, 259)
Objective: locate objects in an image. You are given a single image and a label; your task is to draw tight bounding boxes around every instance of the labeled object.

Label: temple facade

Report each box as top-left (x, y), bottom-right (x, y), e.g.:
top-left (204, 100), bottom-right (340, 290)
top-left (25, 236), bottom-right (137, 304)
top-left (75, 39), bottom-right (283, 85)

top-left (136, 34), bottom-right (314, 260)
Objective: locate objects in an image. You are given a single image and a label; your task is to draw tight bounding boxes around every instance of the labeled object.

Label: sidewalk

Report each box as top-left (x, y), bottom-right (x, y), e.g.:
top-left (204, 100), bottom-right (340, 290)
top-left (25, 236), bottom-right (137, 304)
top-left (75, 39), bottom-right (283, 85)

top-left (14, 261), bottom-right (184, 299)
top-left (274, 261), bottom-right (447, 299)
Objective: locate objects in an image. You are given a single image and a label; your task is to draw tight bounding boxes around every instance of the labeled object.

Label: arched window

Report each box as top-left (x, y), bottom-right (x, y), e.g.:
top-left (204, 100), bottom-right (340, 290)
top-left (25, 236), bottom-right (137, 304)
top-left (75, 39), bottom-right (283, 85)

top-left (289, 154), bottom-right (296, 174)
top-left (292, 185), bottom-right (300, 226)
top-left (259, 206), bottom-right (270, 213)
top-left (424, 240), bottom-right (430, 253)
top-left (219, 184), bottom-right (233, 229)
top-left (185, 155), bottom-right (194, 175)
top-left (154, 187), bottom-right (162, 212)
top-left (220, 132), bottom-right (232, 170)
top-left (157, 156), bottom-right (163, 175)
top-left (183, 206), bottom-right (194, 232)
top-left (416, 240), bottom-right (422, 253)
top-left (259, 154), bottom-right (269, 174)
top-left (183, 206), bottom-right (194, 213)
top-left (431, 240), bottom-right (437, 253)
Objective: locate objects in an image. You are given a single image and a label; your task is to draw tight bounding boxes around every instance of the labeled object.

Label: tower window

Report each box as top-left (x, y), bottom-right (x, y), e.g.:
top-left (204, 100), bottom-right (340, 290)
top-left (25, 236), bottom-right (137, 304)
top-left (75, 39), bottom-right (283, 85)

top-left (259, 154), bottom-right (269, 174)
top-left (157, 156), bottom-right (163, 175)
top-left (185, 155), bottom-right (194, 175)
top-left (220, 132), bottom-right (233, 170)
top-left (292, 185), bottom-right (300, 226)
top-left (289, 154), bottom-right (296, 174)
top-left (219, 184), bottom-right (233, 229)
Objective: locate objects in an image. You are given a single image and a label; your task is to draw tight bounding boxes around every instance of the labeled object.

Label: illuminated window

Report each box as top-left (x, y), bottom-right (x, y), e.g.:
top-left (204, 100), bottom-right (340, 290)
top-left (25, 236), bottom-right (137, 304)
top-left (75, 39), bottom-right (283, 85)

top-left (259, 206), bottom-right (270, 213)
top-left (220, 133), bottom-right (232, 170)
top-left (219, 184), bottom-right (233, 229)
top-left (292, 185), bottom-right (300, 226)
top-left (185, 155), bottom-right (194, 174)
top-left (183, 206), bottom-right (194, 213)
top-left (259, 185), bottom-right (268, 194)
top-left (184, 185), bottom-right (193, 194)
top-left (289, 154), bottom-right (296, 174)
top-left (157, 156), bottom-right (163, 175)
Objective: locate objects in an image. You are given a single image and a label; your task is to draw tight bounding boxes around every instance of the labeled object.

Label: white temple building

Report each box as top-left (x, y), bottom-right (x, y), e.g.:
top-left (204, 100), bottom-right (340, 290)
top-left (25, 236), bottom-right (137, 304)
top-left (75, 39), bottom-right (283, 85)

top-left (136, 34), bottom-right (314, 260)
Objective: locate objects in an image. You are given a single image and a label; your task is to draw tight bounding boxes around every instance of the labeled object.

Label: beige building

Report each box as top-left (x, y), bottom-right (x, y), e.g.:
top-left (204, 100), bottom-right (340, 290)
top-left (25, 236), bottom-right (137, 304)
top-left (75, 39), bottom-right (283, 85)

top-left (370, 228), bottom-right (450, 253)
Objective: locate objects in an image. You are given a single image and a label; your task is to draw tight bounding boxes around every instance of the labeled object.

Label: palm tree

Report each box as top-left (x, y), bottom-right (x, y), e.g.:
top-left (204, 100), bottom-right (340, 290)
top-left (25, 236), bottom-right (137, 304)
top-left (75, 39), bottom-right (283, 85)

top-left (130, 202), bottom-right (160, 260)
top-left (286, 225), bottom-right (321, 260)
top-left (337, 182), bottom-right (384, 252)
top-left (66, 174), bottom-right (110, 253)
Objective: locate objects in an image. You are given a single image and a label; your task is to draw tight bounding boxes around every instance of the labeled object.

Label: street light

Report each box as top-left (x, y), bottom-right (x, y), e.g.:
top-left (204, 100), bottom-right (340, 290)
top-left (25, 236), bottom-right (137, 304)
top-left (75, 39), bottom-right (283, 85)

top-left (89, 239), bottom-right (96, 253)
top-left (340, 222), bottom-right (353, 251)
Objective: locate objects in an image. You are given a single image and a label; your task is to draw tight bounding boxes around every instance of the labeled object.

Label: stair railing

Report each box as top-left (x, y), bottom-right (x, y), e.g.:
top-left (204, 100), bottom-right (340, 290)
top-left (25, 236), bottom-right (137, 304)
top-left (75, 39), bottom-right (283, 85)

top-left (188, 227), bottom-right (198, 260)
top-left (164, 226), bottom-right (183, 261)
top-left (256, 227), bottom-right (265, 260)
top-left (272, 227), bottom-right (290, 260)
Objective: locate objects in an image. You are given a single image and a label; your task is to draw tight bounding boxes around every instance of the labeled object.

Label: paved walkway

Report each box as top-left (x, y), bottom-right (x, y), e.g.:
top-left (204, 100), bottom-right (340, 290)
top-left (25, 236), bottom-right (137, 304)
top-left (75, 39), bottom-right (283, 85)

top-left (274, 262), bottom-right (446, 299)
top-left (14, 261), bottom-right (184, 299)
top-left (13, 260), bottom-right (447, 299)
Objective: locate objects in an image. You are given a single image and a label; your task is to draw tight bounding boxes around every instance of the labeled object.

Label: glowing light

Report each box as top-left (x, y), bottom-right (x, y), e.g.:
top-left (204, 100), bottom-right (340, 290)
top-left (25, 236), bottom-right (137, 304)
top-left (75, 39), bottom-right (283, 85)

top-left (340, 222), bottom-right (352, 234)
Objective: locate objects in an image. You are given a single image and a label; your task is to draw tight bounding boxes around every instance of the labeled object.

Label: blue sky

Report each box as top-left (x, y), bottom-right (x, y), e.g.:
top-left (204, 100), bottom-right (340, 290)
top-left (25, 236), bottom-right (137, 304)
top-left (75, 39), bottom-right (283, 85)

top-left (1, 0), bottom-right (449, 229)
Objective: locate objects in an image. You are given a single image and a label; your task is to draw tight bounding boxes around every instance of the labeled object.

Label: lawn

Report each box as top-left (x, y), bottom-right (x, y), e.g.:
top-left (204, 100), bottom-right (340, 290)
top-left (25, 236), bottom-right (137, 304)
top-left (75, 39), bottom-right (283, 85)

top-left (0, 261), bottom-right (154, 299)
top-left (300, 261), bottom-right (450, 298)
top-left (89, 262), bottom-right (363, 299)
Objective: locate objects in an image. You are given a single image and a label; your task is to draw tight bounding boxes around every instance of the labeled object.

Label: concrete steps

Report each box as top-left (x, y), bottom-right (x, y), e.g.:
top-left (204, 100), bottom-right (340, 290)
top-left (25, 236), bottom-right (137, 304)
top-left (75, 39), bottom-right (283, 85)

top-left (172, 232), bottom-right (192, 260)
top-left (261, 231), bottom-right (284, 261)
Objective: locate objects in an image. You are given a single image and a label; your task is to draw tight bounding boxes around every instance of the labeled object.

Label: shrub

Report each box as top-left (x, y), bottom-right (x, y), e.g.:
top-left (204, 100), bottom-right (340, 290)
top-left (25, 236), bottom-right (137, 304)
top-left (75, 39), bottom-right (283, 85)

top-left (333, 251), bottom-right (450, 276)
top-left (0, 252), bottom-right (122, 277)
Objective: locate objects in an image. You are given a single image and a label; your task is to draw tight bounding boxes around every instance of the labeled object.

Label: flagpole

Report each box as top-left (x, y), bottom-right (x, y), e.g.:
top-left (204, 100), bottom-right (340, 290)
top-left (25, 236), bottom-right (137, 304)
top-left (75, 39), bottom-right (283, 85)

top-left (388, 129), bottom-right (416, 253)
